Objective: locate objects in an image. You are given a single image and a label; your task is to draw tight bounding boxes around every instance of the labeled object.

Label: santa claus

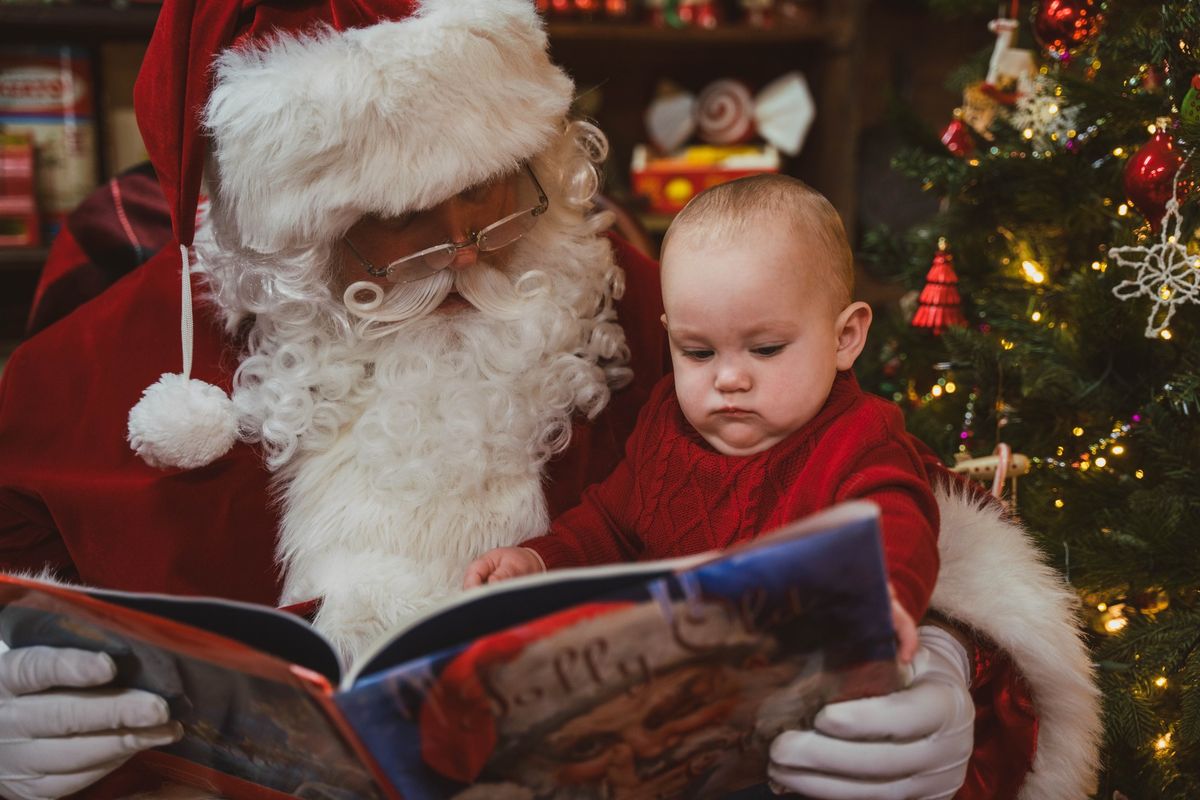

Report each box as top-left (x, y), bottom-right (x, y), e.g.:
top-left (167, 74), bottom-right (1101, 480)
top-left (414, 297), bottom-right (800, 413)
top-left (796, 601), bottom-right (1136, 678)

top-left (0, 0), bottom-right (1097, 798)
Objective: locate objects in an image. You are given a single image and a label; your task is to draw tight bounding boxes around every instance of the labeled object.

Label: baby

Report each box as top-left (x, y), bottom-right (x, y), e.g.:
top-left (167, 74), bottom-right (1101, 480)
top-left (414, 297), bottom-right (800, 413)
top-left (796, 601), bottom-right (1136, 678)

top-left (465, 174), bottom-right (938, 662)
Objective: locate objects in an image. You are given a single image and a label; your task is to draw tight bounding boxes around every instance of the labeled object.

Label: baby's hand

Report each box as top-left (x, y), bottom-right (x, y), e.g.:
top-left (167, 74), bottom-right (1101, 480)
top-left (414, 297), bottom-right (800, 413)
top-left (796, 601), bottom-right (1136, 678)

top-left (889, 584), bottom-right (919, 665)
top-left (463, 547), bottom-right (545, 589)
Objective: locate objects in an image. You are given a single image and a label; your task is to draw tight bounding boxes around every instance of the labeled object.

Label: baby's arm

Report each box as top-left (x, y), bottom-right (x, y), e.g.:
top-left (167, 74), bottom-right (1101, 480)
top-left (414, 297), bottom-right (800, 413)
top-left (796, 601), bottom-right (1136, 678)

top-left (463, 547), bottom-right (546, 588)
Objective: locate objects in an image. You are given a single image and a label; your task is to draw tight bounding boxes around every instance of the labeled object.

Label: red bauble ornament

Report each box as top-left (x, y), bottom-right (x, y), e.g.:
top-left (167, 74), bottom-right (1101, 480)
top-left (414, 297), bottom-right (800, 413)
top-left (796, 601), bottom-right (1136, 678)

top-left (912, 243), bottom-right (968, 335)
top-left (1123, 130), bottom-right (1187, 230)
top-left (1033, 0), bottom-right (1102, 62)
top-left (940, 119), bottom-right (975, 158)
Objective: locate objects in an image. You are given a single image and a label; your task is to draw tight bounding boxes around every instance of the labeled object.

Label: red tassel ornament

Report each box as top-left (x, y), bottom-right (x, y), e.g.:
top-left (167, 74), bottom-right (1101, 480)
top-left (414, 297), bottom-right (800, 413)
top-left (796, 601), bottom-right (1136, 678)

top-left (912, 240), bottom-right (968, 335)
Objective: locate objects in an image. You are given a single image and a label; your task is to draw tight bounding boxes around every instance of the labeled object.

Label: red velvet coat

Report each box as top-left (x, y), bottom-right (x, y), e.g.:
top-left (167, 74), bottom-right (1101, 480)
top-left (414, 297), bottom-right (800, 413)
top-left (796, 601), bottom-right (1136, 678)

top-left (524, 370), bottom-right (939, 623)
top-left (0, 234), bottom-right (1051, 799)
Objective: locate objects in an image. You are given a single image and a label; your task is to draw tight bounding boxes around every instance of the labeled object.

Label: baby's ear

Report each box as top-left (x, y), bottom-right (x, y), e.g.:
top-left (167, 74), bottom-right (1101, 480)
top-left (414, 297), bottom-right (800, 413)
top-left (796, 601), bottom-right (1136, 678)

top-left (660, 313), bottom-right (669, 330)
top-left (835, 301), bottom-right (872, 371)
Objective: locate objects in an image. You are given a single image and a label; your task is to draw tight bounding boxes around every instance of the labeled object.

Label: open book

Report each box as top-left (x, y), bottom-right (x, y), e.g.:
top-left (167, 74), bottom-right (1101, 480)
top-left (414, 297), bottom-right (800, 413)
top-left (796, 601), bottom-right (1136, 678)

top-left (0, 501), bottom-right (903, 800)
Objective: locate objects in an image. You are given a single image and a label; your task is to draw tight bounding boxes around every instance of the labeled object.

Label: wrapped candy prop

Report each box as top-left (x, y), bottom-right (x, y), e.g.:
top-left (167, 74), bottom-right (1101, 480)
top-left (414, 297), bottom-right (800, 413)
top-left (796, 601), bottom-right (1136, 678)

top-left (643, 71), bottom-right (815, 156)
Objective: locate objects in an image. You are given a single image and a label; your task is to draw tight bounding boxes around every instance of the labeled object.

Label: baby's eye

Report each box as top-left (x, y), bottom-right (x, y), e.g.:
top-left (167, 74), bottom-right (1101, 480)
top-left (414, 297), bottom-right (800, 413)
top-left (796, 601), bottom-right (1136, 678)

top-left (751, 344), bottom-right (786, 357)
top-left (681, 348), bottom-right (714, 361)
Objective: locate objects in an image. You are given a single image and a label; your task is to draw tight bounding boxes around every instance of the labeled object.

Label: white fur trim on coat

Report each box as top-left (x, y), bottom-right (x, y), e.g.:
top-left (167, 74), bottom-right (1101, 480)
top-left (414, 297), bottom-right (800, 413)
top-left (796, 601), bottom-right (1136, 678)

top-left (931, 486), bottom-right (1102, 800)
top-left (204, 0), bottom-right (573, 252)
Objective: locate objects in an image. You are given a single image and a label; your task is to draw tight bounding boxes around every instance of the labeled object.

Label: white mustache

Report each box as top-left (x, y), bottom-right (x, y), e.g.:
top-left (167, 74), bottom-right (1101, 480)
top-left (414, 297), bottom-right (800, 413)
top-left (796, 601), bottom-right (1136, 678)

top-left (344, 261), bottom-right (530, 340)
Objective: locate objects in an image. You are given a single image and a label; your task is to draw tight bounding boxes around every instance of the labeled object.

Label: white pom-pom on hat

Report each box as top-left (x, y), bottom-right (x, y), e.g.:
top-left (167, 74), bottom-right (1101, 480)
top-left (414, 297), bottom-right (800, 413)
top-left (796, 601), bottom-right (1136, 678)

top-left (127, 244), bottom-right (236, 470)
top-left (128, 373), bottom-right (236, 469)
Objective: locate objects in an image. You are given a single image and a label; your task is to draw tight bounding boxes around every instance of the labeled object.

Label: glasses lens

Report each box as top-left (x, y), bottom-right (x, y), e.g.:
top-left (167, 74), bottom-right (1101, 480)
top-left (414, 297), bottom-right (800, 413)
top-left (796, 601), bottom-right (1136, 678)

top-left (389, 245), bottom-right (456, 283)
top-left (477, 209), bottom-right (540, 252)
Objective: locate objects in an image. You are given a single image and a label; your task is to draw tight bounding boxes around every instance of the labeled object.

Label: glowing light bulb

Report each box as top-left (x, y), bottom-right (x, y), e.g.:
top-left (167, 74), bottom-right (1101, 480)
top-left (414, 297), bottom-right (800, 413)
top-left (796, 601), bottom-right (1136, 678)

top-left (1021, 260), bottom-right (1046, 283)
top-left (1161, 329), bottom-right (1173, 340)
top-left (1072, 427), bottom-right (1084, 436)
top-left (931, 385), bottom-right (944, 398)
top-left (1031, 311), bottom-right (1043, 322)
top-left (1155, 733), bottom-right (1171, 750)
top-left (1135, 469), bottom-right (1145, 479)
top-left (1118, 203), bottom-right (1130, 216)
top-left (1155, 676), bottom-right (1168, 688)
top-left (1105, 616), bottom-right (1127, 632)
top-left (1054, 499), bottom-right (1065, 508)
top-left (1022, 128), bottom-right (1034, 140)
top-left (1112, 147), bottom-right (1124, 157)
top-left (1095, 457), bottom-right (1107, 467)
top-left (1111, 445), bottom-right (1125, 455)
top-left (945, 382), bottom-right (957, 394)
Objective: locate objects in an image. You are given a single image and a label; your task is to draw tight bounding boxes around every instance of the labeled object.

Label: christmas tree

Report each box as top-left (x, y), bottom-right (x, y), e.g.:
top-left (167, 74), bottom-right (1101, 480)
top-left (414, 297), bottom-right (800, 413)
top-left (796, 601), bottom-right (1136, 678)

top-left (858, 1), bottom-right (1200, 796)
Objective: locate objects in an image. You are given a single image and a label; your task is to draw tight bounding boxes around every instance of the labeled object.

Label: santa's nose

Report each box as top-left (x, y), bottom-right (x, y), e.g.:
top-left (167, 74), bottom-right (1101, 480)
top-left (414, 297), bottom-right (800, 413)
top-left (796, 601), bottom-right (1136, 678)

top-left (448, 242), bottom-right (479, 270)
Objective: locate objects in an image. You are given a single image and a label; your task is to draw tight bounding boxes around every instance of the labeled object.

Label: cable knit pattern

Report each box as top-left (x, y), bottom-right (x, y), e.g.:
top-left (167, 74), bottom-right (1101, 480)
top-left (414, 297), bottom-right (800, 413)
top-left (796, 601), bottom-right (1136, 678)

top-left (525, 370), bottom-right (940, 621)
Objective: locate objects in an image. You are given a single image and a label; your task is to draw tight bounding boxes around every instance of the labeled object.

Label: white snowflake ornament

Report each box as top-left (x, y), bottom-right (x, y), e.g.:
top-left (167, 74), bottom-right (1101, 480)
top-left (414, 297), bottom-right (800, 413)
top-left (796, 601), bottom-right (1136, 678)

top-left (1008, 75), bottom-right (1080, 150)
top-left (1110, 180), bottom-right (1200, 339)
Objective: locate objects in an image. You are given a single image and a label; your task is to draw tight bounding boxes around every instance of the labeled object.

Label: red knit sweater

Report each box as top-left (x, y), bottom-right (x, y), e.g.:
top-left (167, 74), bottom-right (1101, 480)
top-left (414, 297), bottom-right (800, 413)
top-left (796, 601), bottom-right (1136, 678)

top-left (524, 369), bottom-right (940, 621)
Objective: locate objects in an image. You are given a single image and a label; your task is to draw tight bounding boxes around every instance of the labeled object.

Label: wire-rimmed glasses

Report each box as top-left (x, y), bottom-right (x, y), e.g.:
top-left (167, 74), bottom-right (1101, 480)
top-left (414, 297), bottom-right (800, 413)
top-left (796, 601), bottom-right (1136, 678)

top-left (343, 165), bottom-right (549, 285)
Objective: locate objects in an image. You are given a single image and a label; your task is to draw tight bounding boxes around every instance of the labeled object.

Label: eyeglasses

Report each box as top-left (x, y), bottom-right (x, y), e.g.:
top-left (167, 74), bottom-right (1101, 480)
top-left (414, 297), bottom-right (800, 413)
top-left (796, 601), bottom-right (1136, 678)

top-left (344, 166), bottom-right (549, 285)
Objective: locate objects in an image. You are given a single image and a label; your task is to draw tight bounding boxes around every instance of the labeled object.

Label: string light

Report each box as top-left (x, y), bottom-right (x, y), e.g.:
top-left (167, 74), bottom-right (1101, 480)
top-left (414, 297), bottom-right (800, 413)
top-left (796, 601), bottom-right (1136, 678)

top-left (1021, 259), bottom-right (1047, 283)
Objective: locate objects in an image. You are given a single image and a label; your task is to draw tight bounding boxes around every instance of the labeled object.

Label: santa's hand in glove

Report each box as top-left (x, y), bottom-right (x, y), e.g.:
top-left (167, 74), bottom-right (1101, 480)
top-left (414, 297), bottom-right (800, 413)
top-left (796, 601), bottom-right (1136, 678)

top-left (0, 645), bottom-right (181, 800)
top-left (768, 624), bottom-right (974, 800)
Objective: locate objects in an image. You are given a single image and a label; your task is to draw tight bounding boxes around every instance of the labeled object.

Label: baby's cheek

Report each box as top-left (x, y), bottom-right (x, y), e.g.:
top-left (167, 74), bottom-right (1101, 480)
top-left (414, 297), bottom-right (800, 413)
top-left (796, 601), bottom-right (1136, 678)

top-left (672, 373), bottom-right (707, 421)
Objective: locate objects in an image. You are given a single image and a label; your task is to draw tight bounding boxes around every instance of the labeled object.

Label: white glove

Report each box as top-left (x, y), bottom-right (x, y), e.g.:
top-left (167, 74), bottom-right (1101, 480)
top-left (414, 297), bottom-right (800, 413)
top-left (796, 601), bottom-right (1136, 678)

top-left (0, 645), bottom-right (182, 800)
top-left (768, 625), bottom-right (974, 800)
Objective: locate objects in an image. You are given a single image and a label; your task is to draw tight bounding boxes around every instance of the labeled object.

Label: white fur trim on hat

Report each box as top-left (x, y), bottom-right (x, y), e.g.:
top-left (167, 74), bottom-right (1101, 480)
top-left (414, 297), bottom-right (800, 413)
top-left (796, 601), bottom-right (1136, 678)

top-left (931, 486), bottom-right (1102, 800)
top-left (127, 373), bottom-right (237, 470)
top-left (205, 0), bottom-right (574, 253)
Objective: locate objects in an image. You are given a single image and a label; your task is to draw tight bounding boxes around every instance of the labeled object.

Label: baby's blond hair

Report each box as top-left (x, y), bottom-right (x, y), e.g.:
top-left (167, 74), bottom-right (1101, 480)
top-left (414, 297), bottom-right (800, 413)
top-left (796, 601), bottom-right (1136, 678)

top-left (661, 174), bottom-right (854, 309)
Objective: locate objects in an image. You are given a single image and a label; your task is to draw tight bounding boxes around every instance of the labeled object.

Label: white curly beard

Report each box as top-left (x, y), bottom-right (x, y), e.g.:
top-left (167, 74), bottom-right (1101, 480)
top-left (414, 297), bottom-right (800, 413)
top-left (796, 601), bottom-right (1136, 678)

top-left (207, 215), bottom-right (628, 664)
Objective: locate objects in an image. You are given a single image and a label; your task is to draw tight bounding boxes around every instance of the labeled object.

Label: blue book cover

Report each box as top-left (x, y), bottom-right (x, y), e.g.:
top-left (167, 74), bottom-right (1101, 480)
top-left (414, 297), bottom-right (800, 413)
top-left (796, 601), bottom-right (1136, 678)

top-left (0, 500), bottom-right (900, 800)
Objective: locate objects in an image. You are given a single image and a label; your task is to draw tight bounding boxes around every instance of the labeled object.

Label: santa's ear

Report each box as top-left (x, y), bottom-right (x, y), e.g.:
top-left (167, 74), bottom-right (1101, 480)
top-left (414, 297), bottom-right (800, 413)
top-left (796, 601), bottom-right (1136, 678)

top-left (834, 301), bottom-right (872, 371)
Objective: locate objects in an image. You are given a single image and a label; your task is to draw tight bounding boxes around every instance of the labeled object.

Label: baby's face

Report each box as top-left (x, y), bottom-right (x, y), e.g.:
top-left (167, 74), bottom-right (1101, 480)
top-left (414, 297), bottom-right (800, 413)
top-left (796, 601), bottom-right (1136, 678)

top-left (661, 222), bottom-right (848, 456)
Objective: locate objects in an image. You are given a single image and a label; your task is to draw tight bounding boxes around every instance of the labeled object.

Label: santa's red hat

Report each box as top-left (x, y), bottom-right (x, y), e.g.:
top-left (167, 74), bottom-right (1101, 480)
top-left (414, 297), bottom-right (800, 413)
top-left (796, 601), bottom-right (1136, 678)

top-left (126, 0), bottom-right (574, 469)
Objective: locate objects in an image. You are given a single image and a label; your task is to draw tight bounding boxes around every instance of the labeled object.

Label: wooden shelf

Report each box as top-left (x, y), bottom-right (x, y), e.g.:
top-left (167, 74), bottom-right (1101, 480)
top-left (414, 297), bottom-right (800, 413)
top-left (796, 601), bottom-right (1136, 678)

top-left (546, 21), bottom-right (829, 45)
top-left (0, 3), bottom-right (159, 41)
top-left (0, 246), bottom-right (49, 271)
